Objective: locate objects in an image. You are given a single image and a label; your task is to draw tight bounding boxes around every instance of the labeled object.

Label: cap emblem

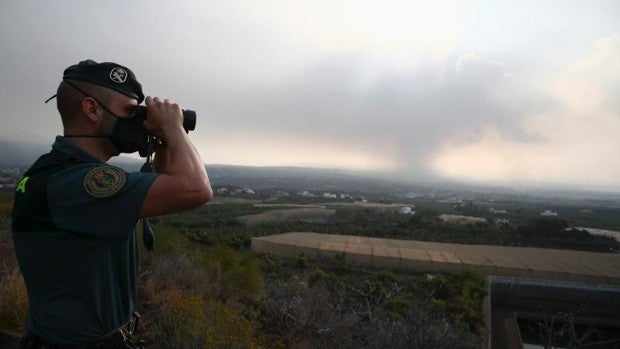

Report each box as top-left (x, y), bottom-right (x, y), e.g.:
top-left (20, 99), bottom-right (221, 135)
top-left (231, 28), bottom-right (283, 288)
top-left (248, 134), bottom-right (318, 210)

top-left (109, 67), bottom-right (128, 83)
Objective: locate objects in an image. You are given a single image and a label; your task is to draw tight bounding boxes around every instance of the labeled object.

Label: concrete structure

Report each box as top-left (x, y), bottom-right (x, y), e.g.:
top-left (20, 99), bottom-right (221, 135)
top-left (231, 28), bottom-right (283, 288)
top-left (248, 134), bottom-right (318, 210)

top-left (487, 277), bottom-right (620, 348)
top-left (251, 232), bottom-right (620, 285)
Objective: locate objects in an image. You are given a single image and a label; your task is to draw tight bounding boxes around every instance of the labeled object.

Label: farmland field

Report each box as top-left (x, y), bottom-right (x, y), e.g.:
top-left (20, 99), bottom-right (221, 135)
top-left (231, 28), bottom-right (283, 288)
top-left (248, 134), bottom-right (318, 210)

top-left (237, 207), bottom-right (336, 226)
top-left (439, 214), bottom-right (487, 225)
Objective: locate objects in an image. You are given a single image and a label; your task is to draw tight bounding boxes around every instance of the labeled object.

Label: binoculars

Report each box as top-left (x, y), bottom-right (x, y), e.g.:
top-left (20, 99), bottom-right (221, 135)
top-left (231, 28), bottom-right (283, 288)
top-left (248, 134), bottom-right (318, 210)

top-left (128, 106), bottom-right (197, 157)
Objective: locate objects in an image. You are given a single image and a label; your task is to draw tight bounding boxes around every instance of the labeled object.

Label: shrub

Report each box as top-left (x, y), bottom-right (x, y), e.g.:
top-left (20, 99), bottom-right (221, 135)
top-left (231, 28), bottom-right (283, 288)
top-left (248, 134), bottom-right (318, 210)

top-left (385, 297), bottom-right (410, 318)
top-left (0, 202), bottom-right (13, 218)
top-left (199, 245), bottom-right (264, 305)
top-left (295, 253), bottom-right (308, 269)
top-left (333, 251), bottom-right (354, 273)
top-left (260, 259), bottom-right (483, 349)
top-left (155, 296), bottom-right (259, 349)
top-left (139, 226), bottom-right (265, 347)
top-left (0, 267), bottom-right (28, 340)
top-left (426, 269), bottom-right (486, 333)
top-left (378, 270), bottom-right (396, 283)
top-left (160, 295), bottom-right (207, 349)
top-left (202, 300), bottom-right (258, 349)
top-left (256, 251), bottom-right (283, 278)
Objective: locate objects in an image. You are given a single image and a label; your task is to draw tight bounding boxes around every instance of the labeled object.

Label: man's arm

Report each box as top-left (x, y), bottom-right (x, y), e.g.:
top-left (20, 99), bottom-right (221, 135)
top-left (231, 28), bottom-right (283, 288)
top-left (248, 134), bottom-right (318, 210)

top-left (153, 144), bottom-right (170, 173)
top-left (139, 97), bottom-right (213, 218)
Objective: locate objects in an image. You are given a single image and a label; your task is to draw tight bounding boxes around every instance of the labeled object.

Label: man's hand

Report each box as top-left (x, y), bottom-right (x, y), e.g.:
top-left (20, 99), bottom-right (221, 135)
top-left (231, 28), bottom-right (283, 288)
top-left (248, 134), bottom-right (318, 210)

top-left (142, 96), bottom-right (184, 141)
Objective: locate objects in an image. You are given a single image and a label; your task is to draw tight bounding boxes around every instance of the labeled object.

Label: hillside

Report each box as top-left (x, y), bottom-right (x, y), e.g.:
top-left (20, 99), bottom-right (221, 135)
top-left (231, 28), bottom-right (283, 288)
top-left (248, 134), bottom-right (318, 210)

top-left (0, 201), bottom-right (484, 348)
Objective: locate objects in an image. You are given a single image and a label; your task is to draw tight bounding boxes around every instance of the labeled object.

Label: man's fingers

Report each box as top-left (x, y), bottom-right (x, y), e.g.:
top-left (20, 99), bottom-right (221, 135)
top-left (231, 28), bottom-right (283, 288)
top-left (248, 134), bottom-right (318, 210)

top-left (146, 96), bottom-right (172, 107)
top-left (144, 96), bottom-right (182, 134)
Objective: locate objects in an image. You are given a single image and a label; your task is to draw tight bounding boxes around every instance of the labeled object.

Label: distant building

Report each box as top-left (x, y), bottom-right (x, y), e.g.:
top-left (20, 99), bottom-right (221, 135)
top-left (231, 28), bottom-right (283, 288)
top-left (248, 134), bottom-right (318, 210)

top-left (399, 206), bottom-right (415, 215)
top-left (298, 190), bottom-right (314, 198)
top-left (495, 218), bottom-right (510, 225)
top-left (540, 210), bottom-right (558, 216)
top-left (215, 187), bottom-right (254, 196)
top-left (241, 188), bottom-right (255, 194)
top-left (323, 192), bottom-right (337, 199)
top-left (438, 197), bottom-right (463, 204)
top-left (489, 208), bottom-right (507, 214)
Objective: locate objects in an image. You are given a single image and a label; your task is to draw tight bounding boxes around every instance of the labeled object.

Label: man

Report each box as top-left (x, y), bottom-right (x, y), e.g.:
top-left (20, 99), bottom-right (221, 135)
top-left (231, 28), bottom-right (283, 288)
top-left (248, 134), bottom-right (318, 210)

top-left (11, 60), bottom-right (213, 348)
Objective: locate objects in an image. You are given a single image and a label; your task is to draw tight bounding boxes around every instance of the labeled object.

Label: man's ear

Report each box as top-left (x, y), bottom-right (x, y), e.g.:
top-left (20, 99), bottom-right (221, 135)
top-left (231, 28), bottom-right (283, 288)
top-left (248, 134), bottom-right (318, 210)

top-left (81, 97), bottom-right (102, 122)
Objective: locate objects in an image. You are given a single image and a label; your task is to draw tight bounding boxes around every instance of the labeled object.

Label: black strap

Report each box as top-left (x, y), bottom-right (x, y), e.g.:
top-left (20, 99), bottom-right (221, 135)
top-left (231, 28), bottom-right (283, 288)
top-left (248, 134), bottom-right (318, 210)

top-left (140, 153), bottom-right (156, 251)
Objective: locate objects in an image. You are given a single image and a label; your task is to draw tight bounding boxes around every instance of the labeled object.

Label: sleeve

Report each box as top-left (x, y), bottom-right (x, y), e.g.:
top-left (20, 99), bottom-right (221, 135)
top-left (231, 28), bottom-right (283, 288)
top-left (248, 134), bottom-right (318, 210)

top-left (48, 164), bottom-right (159, 238)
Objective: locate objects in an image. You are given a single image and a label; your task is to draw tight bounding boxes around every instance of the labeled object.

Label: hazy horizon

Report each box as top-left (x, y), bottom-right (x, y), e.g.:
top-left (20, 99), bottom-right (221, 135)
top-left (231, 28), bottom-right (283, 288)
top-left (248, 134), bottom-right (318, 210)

top-left (1, 1), bottom-right (619, 191)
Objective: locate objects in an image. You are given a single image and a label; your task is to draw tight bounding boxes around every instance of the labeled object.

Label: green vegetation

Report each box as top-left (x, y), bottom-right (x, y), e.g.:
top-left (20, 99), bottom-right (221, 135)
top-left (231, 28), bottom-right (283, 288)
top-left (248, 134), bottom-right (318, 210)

top-left (0, 265), bottom-right (28, 342)
top-left (0, 213), bottom-right (485, 348)
top-left (155, 204), bottom-right (287, 248)
top-left (2, 188), bottom-right (619, 348)
top-left (256, 252), bottom-right (484, 348)
top-left (116, 226), bottom-right (266, 349)
top-left (162, 202), bottom-right (618, 252)
top-left (0, 193), bottom-right (13, 217)
top-left (0, 213), bottom-right (28, 345)
top-left (140, 223), bottom-right (487, 348)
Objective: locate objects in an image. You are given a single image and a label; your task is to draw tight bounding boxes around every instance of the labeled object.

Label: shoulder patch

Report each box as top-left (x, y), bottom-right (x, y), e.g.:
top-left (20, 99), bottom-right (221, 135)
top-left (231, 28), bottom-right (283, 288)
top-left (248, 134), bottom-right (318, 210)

top-left (83, 166), bottom-right (127, 198)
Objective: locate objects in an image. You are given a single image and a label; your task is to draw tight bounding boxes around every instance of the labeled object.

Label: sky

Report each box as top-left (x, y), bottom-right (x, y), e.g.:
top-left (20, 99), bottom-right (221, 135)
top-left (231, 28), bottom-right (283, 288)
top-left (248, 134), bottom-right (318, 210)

top-left (1, 0), bottom-right (619, 190)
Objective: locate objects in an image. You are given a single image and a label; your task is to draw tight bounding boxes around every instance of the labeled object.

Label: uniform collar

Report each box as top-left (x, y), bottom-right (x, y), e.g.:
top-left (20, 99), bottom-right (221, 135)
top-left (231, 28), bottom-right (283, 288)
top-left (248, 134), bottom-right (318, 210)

top-left (52, 136), bottom-right (104, 164)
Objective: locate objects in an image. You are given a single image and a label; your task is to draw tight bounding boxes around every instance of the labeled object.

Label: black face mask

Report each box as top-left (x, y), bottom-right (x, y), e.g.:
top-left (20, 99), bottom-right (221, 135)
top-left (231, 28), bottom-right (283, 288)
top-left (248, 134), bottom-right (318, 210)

top-left (106, 106), bottom-right (149, 155)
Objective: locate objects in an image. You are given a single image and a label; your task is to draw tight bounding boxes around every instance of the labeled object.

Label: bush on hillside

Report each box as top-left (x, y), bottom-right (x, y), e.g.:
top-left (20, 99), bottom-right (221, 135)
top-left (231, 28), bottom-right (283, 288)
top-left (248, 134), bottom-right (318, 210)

top-left (153, 295), bottom-right (258, 349)
top-left (259, 256), bottom-right (484, 349)
top-left (139, 229), bottom-right (264, 348)
top-left (0, 267), bottom-right (28, 341)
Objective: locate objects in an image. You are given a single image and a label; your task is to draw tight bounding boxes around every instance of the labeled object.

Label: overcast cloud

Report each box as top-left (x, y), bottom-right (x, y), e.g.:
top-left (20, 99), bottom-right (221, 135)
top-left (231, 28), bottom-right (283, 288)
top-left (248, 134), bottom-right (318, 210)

top-left (1, 0), bottom-right (619, 190)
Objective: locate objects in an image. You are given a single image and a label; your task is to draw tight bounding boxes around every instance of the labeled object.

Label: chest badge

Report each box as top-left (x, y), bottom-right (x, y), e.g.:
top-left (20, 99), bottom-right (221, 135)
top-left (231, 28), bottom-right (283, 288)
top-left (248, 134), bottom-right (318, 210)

top-left (84, 166), bottom-right (127, 198)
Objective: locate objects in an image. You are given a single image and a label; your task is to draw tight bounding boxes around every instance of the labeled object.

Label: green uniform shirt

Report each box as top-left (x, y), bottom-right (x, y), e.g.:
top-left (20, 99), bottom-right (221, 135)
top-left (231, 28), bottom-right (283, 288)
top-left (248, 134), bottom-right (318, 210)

top-left (12, 136), bottom-right (159, 345)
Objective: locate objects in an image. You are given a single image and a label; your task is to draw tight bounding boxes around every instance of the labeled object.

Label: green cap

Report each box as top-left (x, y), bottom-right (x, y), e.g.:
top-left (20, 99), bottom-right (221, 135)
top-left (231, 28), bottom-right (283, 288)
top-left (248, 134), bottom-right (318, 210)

top-left (63, 59), bottom-right (144, 104)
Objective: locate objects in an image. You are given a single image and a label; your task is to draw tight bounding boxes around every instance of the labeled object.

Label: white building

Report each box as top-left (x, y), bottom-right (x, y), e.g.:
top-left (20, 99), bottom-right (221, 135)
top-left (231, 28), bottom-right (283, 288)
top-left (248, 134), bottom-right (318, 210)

top-left (323, 192), bottom-right (337, 199)
top-left (495, 218), bottom-right (510, 225)
top-left (298, 190), bottom-right (314, 197)
top-left (241, 188), bottom-right (255, 194)
top-left (540, 210), bottom-right (558, 216)
top-left (399, 206), bottom-right (415, 215)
